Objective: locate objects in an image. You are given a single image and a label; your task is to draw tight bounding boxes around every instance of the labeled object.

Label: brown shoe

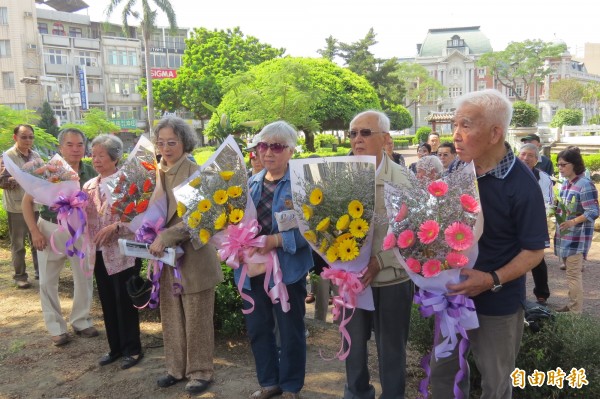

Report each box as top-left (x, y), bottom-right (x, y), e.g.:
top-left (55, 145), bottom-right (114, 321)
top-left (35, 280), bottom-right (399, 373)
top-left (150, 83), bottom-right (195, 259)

top-left (16, 280), bottom-right (32, 289)
top-left (560, 265), bottom-right (566, 270)
top-left (282, 392), bottom-right (301, 399)
top-left (305, 293), bottom-right (315, 304)
top-left (74, 326), bottom-right (99, 338)
top-left (249, 386), bottom-right (282, 399)
top-left (51, 333), bottom-right (71, 346)
top-left (556, 306), bottom-right (570, 313)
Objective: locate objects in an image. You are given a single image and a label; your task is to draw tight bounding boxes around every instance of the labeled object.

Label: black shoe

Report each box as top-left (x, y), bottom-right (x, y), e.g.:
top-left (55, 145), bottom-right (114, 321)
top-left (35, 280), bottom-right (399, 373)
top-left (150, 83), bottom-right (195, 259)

top-left (157, 374), bottom-right (182, 388)
top-left (185, 379), bottom-right (211, 394)
top-left (98, 352), bottom-right (122, 366)
top-left (121, 353), bottom-right (143, 370)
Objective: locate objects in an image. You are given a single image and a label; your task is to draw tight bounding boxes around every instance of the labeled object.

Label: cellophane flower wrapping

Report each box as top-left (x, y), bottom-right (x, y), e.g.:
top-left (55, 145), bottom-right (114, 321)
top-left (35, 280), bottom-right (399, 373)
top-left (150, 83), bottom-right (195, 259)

top-left (385, 162), bottom-right (483, 363)
top-left (3, 153), bottom-right (80, 206)
top-left (173, 136), bottom-right (250, 247)
top-left (103, 135), bottom-right (157, 225)
top-left (289, 156), bottom-right (376, 311)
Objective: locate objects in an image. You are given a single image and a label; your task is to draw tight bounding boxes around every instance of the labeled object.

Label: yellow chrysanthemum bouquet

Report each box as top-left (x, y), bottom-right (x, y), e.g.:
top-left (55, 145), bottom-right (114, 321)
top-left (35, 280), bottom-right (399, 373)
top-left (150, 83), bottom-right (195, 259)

top-left (174, 136), bottom-right (249, 247)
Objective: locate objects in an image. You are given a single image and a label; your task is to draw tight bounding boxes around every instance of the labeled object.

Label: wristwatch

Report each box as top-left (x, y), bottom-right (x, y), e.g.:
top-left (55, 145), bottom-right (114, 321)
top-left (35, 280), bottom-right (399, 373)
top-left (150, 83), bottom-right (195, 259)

top-left (490, 271), bottom-right (502, 293)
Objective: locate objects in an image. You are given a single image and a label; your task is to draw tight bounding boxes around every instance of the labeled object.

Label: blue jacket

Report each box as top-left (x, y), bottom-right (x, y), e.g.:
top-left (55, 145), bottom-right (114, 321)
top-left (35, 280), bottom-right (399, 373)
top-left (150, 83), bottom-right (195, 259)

top-left (234, 167), bottom-right (313, 288)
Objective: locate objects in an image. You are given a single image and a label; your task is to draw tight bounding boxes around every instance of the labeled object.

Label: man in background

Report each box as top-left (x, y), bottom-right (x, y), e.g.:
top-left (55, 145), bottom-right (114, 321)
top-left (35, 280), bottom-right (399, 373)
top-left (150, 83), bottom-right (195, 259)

top-left (0, 124), bottom-right (41, 288)
top-left (437, 141), bottom-right (456, 175)
top-left (520, 134), bottom-right (554, 177)
top-left (427, 132), bottom-right (441, 155)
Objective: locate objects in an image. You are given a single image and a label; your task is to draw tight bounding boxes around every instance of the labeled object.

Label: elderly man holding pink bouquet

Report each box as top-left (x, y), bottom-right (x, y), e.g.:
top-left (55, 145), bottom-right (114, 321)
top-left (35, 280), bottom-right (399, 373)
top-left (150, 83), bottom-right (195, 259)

top-left (21, 128), bottom-right (98, 346)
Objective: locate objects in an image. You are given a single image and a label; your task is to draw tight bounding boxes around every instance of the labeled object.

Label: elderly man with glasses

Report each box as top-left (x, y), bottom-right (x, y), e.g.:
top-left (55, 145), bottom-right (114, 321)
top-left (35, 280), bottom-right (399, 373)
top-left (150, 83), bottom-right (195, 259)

top-left (343, 110), bottom-right (413, 399)
top-left (0, 124), bottom-right (42, 288)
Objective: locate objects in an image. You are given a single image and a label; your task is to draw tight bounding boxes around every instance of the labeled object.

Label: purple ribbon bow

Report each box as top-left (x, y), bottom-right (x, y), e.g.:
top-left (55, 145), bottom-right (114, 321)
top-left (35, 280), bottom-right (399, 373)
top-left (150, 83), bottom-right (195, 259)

top-left (50, 191), bottom-right (89, 275)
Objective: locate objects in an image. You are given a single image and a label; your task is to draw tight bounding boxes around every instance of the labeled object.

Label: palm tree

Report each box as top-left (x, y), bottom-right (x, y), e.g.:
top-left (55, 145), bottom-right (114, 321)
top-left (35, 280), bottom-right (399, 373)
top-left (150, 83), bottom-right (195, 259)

top-left (106, 0), bottom-right (177, 132)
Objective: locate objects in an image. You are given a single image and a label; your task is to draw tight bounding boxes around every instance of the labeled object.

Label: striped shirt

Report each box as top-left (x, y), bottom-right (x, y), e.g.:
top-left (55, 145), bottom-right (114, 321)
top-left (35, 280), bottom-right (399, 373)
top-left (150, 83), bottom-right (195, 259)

top-left (554, 175), bottom-right (599, 259)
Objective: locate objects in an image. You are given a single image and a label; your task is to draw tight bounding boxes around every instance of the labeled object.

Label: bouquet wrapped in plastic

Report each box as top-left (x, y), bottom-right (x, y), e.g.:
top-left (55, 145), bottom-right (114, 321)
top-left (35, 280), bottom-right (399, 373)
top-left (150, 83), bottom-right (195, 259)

top-left (174, 136), bottom-right (288, 313)
top-left (3, 153), bottom-right (89, 269)
top-left (289, 155), bottom-right (376, 359)
top-left (103, 136), bottom-right (157, 227)
top-left (384, 162), bottom-right (483, 398)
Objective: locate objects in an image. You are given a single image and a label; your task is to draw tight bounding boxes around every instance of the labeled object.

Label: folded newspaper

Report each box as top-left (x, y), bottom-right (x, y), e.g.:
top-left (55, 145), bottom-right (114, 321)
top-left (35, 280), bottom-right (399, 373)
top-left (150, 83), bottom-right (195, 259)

top-left (118, 239), bottom-right (178, 266)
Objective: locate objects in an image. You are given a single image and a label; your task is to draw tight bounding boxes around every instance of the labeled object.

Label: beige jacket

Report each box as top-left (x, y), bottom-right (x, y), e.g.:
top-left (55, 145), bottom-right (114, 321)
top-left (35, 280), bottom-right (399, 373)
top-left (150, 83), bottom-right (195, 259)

top-left (0, 146), bottom-right (41, 213)
top-left (371, 153), bottom-right (411, 287)
top-left (157, 155), bottom-right (223, 294)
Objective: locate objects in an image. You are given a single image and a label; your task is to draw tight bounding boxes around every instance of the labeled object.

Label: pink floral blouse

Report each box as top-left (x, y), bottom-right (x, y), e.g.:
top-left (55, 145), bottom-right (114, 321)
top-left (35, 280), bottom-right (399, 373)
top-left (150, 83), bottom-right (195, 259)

top-left (83, 174), bottom-right (135, 275)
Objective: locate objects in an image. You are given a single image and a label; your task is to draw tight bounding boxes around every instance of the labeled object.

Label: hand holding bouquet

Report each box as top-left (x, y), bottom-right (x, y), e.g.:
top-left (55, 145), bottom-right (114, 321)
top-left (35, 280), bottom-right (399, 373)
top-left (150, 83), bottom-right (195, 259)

top-left (104, 136), bottom-right (157, 224)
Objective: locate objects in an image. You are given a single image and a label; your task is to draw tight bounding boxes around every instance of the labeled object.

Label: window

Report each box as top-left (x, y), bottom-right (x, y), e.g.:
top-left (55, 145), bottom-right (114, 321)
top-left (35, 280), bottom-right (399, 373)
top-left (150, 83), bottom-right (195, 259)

top-left (508, 83), bottom-right (524, 98)
top-left (128, 51), bottom-right (138, 66)
top-left (448, 86), bottom-right (463, 98)
top-left (478, 68), bottom-right (486, 78)
top-left (8, 103), bottom-right (26, 110)
top-left (38, 22), bottom-right (48, 34)
top-left (2, 72), bottom-right (15, 89)
top-left (69, 27), bottom-right (82, 38)
top-left (150, 53), bottom-right (167, 68)
top-left (107, 49), bottom-right (118, 65)
top-left (447, 35), bottom-right (464, 48)
top-left (478, 82), bottom-right (487, 91)
top-left (46, 48), bottom-right (67, 64)
top-left (0, 7), bottom-right (8, 25)
top-left (109, 76), bottom-right (139, 94)
top-left (449, 67), bottom-right (461, 80)
top-left (87, 79), bottom-right (101, 94)
top-left (109, 106), bottom-right (141, 119)
top-left (77, 51), bottom-right (97, 66)
top-left (168, 54), bottom-right (182, 68)
top-left (0, 40), bottom-right (11, 57)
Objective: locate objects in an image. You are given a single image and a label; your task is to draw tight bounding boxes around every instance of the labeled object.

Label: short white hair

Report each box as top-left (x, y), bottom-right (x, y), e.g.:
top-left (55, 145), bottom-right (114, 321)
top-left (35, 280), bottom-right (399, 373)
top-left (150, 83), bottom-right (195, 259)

top-left (416, 155), bottom-right (444, 175)
top-left (455, 89), bottom-right (513, 135)
top-left (259, 121), bottom-right (298, 148)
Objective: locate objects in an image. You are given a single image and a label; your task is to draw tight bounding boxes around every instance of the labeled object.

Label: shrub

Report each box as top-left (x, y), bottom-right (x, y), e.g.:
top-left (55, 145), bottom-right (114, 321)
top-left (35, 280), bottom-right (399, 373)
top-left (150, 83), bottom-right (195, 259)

top-left (214, 264), bottom-right (245, 336)
top-left (416, 126), bottom-right (433, 144)
top-left (584, 153), bottom-right (600, 173)
top-left (404, 135), bottom-right (416, 145)
top-left (409, 307), bottom-right (600, 398)
top-left (315, 134), bottom-right (338, 147)
top-left (511, 101), bottom-right (539, 127)
top-left (550, 109), bottom-right (583, 128)
top-left (0, 189), bottom-right (7, 240)
top-left (589, 114), bottom-right (600, 125)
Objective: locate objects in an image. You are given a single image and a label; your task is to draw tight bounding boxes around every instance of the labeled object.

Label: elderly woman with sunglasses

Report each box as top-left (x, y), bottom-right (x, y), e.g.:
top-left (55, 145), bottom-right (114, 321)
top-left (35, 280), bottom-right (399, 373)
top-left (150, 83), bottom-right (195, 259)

top-left (554, 147), bottom-right (599, 313)
top-left (238, 121), bottom-right (313, 399)
top-left (147, 117), bottom-right (223, 395)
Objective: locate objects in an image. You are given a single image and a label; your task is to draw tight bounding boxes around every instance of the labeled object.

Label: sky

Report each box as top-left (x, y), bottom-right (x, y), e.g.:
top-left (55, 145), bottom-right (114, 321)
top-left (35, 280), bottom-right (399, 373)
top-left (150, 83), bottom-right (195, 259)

top-left (73, 0), bottom-right (599, 60)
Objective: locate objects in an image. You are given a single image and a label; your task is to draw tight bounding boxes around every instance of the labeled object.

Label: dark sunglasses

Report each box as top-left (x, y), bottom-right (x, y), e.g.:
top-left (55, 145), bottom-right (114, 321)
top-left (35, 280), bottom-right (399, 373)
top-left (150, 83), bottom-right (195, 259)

top-left (257, 142), bottom-right (289, 154)
top-left (349, 128), bottom-right (383, 139)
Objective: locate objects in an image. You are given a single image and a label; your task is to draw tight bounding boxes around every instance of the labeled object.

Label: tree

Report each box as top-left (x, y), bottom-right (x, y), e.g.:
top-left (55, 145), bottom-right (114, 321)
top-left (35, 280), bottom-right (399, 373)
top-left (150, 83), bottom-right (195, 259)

top-left (338, 28), bottom-right (378, 78)
top-left (38, 102), bottom-right (59, 137)
top-left (386, 104), bottom-right (413, 131)
top-left (392, 62), bottom-right (446, 107)
top-left (549, 78), bottom-right (585, 109)
top-left (477, 39), bottom-right (566, 102)
top-left (550, 109), bottom-right (583, 128)
top-left (511, 101), bottom-right (539, 127)
top-left (60, 108), bottom-right (121, 139)
top-left (139, 77), bottom-right (182, 114)
top-left (106, 0), bottom-right (178, 131)
top-left (0, 105), bottom-right (58, 153)
top-left (173, 27), bottom-right (284, 141)
top-left (317, 35), bottom-right (338, 61)
top-left (207, 57), bottom-right (380, 151)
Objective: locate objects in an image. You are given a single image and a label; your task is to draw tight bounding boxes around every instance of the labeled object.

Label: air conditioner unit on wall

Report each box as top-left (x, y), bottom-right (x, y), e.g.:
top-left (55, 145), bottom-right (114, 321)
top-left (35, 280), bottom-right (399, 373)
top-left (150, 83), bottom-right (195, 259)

top-left (121, 89), bottom-right (130, 95)
top-left (27, 44), bottom-right (38, 50)
top-left (24, 11), bottom-right (33, 17)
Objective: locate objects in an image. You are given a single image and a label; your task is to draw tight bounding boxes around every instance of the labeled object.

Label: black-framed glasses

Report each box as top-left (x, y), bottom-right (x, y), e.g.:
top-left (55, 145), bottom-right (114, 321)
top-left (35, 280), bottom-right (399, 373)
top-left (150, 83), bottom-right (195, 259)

top-left (156, 140), bottom-right (179, 148)
top-left (257, 142), bottom-right (289, 154)
top-left (557, 162), bottom-right (571, 168)
top-left (349, 128), bottom-right (383, 139)
top-left (17, 135), bottom-right (34, 140)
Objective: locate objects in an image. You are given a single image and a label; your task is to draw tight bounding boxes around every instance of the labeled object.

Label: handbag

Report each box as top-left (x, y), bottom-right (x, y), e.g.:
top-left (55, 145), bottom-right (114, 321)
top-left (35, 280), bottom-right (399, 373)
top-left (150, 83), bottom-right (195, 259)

top-left (126, 274), bottom-right (152, 309)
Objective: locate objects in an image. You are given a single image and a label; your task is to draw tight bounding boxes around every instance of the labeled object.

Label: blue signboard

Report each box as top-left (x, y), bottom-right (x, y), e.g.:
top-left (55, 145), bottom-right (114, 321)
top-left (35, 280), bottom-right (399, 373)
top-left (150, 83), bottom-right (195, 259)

top-left (78, 67), bottom-right (88, 110)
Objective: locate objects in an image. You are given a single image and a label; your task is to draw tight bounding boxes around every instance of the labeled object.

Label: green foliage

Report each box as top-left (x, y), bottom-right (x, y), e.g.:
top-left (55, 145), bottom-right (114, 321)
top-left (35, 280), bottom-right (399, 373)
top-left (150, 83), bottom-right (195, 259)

top-left (549, 78), bottom-right (585, 109)
top-left (415, 126), bottom-right (432, 144)
top-left (392, 62), bottom-right (447, 107)
top-left (478, 39), bottom-right (566, 101)
top-left (396, 139), bottom-right (409, 148)
top-left (38, 102), bottom-right (59, 137)
top-left (316, 134), bottom-right (338, 147)
top-left (192, 146), bottom-right (216, 165)
top-left (0, 105), bottom-right (58, 153)
top-left (174, 27), bottom-right (284, 120)
top-left (514, 313), bottom-right (600, 398)
top-left (0, 189), bottom-right (8, 239)
top-left (408, 304), bottom-right (434, 355)
top-left (588, 114), bottom-right (600, 125)
top-left (511, 101), bottom-right (540, 127)
top-left (60, 108), bottom-right (121, 139)
top-left (214, 264), bottom-right (245, 336)
top-left (550, 109), bottom-right (583, 128)
top-left (386, 104), bottom-right (413, 131)
top-left (584, 153), bottom-right (600, 173)
top-left (208, 57), bottom-right (380, 151)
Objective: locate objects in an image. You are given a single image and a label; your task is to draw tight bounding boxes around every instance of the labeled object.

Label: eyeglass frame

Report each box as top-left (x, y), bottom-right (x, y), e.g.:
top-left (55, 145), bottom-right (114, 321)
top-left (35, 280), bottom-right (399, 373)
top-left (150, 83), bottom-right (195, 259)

top-left (557, 162), bottom-right (572, 168)
top-left (349, 128), bottom-right (385, 139)
top-left (155, 140), bottom-right (180, 148)
top-left (256, 142), bottom-right (290, 154)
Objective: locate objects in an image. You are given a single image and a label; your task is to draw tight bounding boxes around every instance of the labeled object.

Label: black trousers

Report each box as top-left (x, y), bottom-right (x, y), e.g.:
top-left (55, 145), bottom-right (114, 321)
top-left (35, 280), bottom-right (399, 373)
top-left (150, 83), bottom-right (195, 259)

top-left (94, 253), bottom-right (142, 357)
top-left (531, 257), bottom-right (550, 300)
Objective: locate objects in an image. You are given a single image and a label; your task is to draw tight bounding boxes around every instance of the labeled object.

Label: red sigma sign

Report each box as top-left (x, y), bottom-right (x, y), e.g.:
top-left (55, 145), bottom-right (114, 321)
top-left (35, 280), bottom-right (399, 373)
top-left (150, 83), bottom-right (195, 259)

top-left (150, 69), bottom-right (177, 79)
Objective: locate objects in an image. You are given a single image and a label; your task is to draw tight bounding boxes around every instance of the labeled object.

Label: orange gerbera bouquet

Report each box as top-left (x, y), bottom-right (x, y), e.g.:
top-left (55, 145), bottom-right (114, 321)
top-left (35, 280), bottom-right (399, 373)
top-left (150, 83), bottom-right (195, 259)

top-left (104, 136), bottom-right (157, 223)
